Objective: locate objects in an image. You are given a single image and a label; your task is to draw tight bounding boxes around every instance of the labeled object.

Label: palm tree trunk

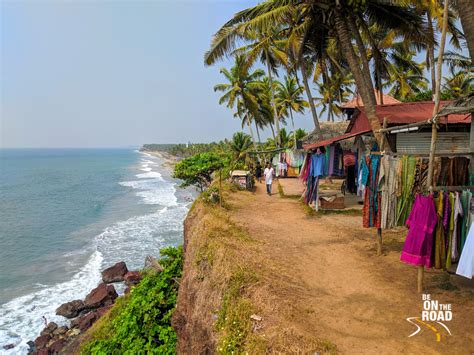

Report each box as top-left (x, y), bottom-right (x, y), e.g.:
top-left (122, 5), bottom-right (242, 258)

top-left (255, 122), bottom-right (262, 144)
top-left (289, 108), bottom-right (297, 148)
top-left (334, 10), bottom-right (384, 147)
top-left (348, 14), bottom-right (377, 107)
top-left (265, 51), bottom-right (280, 147)
top-left (269, 121), bottom-right (276, 141)
top-left (300, 59), bottom-right (322, 138)
top-left (457, 0), bottom-right (474, 60)
top-left (247, 120), bottom-right (258, 153)
top-left (427, 13), bottom-right (436, 98)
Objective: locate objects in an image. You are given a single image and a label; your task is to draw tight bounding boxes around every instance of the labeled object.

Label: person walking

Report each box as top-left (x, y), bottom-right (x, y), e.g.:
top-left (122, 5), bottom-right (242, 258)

top-left (264, 162), bottom-right (274, 195)
top-left (255, 161), bottom-right (262, 183)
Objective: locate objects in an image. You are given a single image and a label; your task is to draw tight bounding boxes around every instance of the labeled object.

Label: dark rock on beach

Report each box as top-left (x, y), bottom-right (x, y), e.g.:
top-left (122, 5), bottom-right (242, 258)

top-left (71, 311), bottom-right (99, 332)
top-left (56, 300), bottom-right (85, 318)
top-left (101, 261), bottom-right (128, 283)
top-left (3, 344), bottom-right (15, 350)
top-left (84, 283), bottom-right (118, 309)
top-left (48, 338), bottom-right (67, 354)
top-left (34, 334), bottom-right (51, 350)
top-left (124, 271), bottom-right (142, 286)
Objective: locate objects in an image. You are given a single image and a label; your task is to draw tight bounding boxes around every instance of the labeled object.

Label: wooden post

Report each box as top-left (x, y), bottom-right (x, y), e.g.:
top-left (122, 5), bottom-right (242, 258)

top-left (420, 0), bottom-right (449, 293)
top-left (219, 169), bottom-right (222, 208)
top-left (417, 265), bottom-right (424, 293)
top-left (376, 227), bottom-right (382, 256)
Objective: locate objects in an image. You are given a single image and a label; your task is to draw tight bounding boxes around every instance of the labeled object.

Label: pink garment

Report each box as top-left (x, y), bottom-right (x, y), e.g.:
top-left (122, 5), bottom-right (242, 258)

top-left (400, 194), bottom-right (437, 268)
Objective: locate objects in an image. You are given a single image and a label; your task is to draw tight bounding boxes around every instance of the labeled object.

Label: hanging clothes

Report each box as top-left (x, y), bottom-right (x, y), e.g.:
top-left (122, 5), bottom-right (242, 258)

top-left (379, 156), bottom-right (399, 229)
top-left (451, 192), bottom-right (462, 262)
top-left (433, 193), bottom-right (446, 269)
top-left (401, 194), bottom-right (437, 268)
top-left (456, 222), bottom-right (474, 279)
top-left (362, 155), bottom-right (381, 228)
top-left (460, 190), bottom-right (473, 252)
top-left (396, 156), bottom-right (417, 226)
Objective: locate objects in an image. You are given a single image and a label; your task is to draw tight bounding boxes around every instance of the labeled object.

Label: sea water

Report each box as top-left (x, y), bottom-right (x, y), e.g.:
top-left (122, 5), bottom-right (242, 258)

top-left (0, 149), bottom-right (194, 353)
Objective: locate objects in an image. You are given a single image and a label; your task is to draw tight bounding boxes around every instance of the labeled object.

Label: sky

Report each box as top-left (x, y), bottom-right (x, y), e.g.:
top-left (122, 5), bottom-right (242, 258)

top-left (0, 1), bottom-right (467, 148)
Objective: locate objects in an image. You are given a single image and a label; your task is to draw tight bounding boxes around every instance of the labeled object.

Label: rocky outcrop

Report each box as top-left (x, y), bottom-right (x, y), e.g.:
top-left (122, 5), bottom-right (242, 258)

top-left (30, 261), bottom-right (144, 354)
top-left (124, 271), bottom-right (142, 286)
top-left (84, 283), bottom-right (118, 309)
top-left (101, 261), bottom-right (128, 283)
top-left (55, 300), bottom-right (85, 318)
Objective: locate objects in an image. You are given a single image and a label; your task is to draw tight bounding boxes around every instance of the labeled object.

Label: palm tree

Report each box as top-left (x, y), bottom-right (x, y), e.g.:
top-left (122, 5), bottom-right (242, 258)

top-left (207, 28), bottom-right (288, 146)
top-left (214, 55), bottom-right (264, 150)
top-left (204, 0), bottom-right (427, 147)
top-left (442, 68), bottom-right (474, 99)
top-left (456, 0), bottom-right (474, 60)
top-left (230, 131), bottom-right (253, 163)
top-left (275, 75), bottom-right (308, 147)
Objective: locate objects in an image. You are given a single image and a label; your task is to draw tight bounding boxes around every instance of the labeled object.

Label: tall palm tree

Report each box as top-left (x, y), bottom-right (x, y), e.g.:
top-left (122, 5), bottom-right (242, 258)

top-left (275, 75), bottom-right (308, 147)
top-left (204, 0), bottom-right (426, 147)
top-left (214, 55), bottom-right (264, 150)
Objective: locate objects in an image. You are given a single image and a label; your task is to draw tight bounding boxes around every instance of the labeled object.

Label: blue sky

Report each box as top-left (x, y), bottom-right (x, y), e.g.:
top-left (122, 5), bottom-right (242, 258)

top-left (0, 1), bottom-right (467, 148)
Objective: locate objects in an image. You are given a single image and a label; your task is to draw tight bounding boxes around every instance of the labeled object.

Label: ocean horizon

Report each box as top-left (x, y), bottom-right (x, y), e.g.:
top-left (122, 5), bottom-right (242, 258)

top-left (0, 148), bottom-right (194, 353)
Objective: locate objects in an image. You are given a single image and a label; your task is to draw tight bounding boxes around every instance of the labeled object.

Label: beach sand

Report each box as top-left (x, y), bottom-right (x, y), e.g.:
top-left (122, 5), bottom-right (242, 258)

top-left (144, 151), bottom-right (180, 170)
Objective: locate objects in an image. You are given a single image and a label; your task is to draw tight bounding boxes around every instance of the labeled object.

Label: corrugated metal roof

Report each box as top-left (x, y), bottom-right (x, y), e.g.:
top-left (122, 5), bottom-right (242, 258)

top-left (396, 132), bottom-right (470, 155)
top-left (303, 130), bottom-right (370, 150)
top-left (341, 90), bottom-right (401, 108)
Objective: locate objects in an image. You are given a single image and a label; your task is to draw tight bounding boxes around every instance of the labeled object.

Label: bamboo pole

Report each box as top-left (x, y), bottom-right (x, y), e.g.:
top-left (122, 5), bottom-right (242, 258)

top-left (219, 169), bottom-right (223, 208)
top-left (376, 118), bottom-right (388, 256)
top-left (420, 0), bottom-right (450, 294)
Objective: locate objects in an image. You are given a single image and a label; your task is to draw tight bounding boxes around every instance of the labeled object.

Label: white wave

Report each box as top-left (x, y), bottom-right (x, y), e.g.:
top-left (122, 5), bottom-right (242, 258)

top-left (0, 251), bottom-right (103, 353)
top-left (96, 205), bottom-right (188, 269)
top-left (135, 172), bottom-right (163, 179)
top-left (119, 178), bottom-right (177, 206)
top-left (140, 167), bottom-right (152, 172)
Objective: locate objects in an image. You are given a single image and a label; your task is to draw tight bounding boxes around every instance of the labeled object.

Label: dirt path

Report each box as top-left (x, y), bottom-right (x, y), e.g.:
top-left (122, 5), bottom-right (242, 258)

top-left (228, 181), bottom-right (474, 354)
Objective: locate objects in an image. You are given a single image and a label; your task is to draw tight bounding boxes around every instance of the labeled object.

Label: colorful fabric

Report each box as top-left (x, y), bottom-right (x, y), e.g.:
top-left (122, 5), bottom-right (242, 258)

top-left (379, 156), bottom-right (399, 229)
top-left (396, 156), bottom-right (417, 226)
top-left (362, 155), bottom-right (381, 228)
top-left (434, 193), bottom-right (446, 269)
top-left (401, 194), bottom-right (437, 268)
top-left (310, 154), bottom-right (325, 177)
top-left (460, 190), bottom-right (472, 252)
top-left (456, 222), bottom-right (474, 279)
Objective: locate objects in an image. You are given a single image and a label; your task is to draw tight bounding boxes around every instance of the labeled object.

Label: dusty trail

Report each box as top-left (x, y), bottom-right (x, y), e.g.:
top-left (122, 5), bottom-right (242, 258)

top-left (228, 181), bottom-right (474, 354)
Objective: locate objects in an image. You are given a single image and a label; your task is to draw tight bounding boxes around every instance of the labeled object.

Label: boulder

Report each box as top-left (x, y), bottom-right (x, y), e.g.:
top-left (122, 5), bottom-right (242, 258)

top-left (124, 271), bottom-right (142, 286)
top-left (56, 300), bottom-right (85, 319)
top-left (26, 340), bottom-right (35, 353)
top-left (46, 322), bottom-right (58, 332)
top-left (84, 283), bottom-right (118, 309)
top-left (53, 326), bottom-right (68, 336)
top-left (124, 286), bottom-right (131, 294)
top-left (34, 334), bottom-right (51, 350)
top-left (96, 305), bottom-right (112, 318)
top-left (71, 312), bottom-right (98, 332)
top-left (101, 262), bottom-right (128, 283)
top-left (48, 338), bottom-right (67, 354)
top-left (2, 344), bottom-right (15, 350)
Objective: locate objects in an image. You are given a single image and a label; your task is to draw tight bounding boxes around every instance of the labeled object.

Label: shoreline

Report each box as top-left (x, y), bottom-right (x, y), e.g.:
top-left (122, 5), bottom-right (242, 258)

top-left (141, 150), bottom-right (180, 170)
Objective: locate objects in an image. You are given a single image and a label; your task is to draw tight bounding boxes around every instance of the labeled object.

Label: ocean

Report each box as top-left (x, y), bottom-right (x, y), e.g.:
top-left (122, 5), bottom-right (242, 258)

top-left (0, 148), bottom-right (194, 353)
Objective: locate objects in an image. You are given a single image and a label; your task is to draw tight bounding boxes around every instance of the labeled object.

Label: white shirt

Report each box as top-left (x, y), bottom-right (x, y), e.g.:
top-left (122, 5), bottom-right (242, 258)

top-left (264, 167), bottom-right (274, 184)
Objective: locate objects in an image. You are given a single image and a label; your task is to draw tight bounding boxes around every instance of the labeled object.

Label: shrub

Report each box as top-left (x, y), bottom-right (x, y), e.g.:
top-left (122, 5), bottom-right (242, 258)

top-left (81, 246), bottom-right (183, 354)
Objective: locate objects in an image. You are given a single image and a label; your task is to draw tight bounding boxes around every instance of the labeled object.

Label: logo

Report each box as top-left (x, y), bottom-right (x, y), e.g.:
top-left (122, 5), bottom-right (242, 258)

top-left (406, 294), bottom-right (452, 342)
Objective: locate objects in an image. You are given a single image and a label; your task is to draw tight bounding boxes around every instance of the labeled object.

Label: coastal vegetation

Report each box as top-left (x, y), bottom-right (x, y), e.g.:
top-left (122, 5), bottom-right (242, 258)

top-left (80, 247), bottom-right (183, 354)
top-left (203, 0), bottom-right (472, 148)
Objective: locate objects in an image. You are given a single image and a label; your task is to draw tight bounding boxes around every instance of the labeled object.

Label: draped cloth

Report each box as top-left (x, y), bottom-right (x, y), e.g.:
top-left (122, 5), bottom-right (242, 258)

top-left (362, 155), bottom-right (381, 228)
top-left (401, 194), bottom-right (437, 268)
top-left (379, 156), bottom-right (399, 229)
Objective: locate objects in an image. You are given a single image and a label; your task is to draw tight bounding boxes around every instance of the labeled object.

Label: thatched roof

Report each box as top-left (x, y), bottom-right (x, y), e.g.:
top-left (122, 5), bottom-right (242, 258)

top-left (301, 121), bottom-right (354, 150)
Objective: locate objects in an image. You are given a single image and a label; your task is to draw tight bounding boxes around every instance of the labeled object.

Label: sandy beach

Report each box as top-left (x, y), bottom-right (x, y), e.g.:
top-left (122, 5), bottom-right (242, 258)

top-left (143, 150), bottom-right (180, 170)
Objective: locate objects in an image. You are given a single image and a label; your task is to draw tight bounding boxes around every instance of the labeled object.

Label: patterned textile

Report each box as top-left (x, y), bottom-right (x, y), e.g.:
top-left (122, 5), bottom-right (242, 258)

top-left (396, 156), bottom-right (417, 226)
top-left (362, 155), bottom-right (381, 228)
top-left (433, 193), bottom-right (446, 269)
top-left (379, 156), bottom-right (399, 229)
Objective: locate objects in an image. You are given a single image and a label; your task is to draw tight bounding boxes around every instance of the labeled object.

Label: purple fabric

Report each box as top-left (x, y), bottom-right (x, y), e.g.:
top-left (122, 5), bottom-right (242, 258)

top-left (328, 145), bottom-right (335, 175)
top-left (400, 194), bottom-right (437, 268)
top-left (443, 192), bottom-right (450, 230)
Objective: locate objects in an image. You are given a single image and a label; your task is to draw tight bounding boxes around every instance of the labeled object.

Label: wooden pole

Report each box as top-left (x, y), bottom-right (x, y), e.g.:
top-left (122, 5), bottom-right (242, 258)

top-left (219, 169), bottom-right (223, 208)
top-left (376, 228), bottom-right (382, 256)
top-left (417, 265), bottom-right (424, 293)
top-left (376, 118), bottom-right (387, 256)
top-left (420, 0), bottom-right (449, 294)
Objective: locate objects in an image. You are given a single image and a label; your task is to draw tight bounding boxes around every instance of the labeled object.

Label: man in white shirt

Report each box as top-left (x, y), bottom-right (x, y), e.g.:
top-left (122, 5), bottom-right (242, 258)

top-left (264, 163), bottom-right (274, 195)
